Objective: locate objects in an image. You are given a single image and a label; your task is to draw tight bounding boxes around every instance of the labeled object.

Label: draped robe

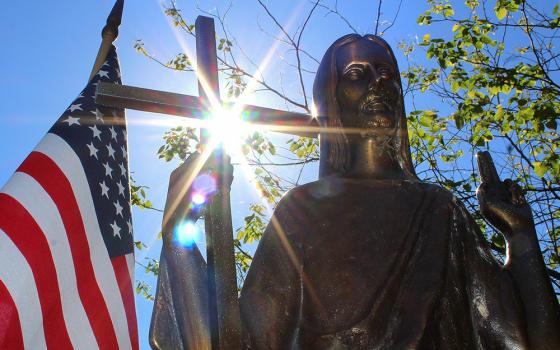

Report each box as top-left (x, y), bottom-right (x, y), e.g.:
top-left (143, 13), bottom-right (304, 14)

top-left (239, 177), bottom-right (529, 349)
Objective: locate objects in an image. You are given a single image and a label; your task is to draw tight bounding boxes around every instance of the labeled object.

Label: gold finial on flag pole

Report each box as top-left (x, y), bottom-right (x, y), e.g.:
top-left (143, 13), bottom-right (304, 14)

top-left (89, 0), bottom-right (124, 82)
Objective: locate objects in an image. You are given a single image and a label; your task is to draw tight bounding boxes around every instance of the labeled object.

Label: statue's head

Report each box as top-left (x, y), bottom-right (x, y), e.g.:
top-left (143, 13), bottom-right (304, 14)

top-left (313, 34), bottom-right (417, 179)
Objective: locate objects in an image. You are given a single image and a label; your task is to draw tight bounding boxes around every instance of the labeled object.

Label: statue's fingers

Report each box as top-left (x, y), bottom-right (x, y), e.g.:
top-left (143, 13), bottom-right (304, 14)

top-left (504, 179), bottom-right (526, 206)
top-left (476, 182), bottom-right (485, 198)
top-left (476, 183), bottom-right (490, 209)
top-left (476, 151), bottom-right (501, 185)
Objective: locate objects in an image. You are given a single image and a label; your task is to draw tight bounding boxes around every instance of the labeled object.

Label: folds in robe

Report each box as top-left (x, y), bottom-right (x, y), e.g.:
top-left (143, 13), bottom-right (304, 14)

top-left (240, 178), bottom-right (528, 349)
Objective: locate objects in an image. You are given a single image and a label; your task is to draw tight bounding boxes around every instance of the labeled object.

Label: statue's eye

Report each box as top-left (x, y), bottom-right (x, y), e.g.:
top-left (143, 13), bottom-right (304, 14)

top-left (377, 65), bottom-right (392, 79)
top-left (344, 66), bottom-right (365, 81)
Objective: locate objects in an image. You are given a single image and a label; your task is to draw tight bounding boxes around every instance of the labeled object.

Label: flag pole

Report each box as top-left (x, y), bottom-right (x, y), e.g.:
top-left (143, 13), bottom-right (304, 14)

top-left (89, 0), bottom-right (124, 82)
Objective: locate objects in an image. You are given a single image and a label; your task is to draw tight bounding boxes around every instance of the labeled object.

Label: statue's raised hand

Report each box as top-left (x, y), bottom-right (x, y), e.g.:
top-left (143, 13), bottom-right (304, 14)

top-left (476, 151), bottom-right (533, 238)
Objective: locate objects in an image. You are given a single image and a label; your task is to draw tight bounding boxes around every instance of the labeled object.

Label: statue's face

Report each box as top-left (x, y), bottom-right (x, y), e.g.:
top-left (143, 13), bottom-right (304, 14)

top-left (335, 38), bottom-right (400, 136)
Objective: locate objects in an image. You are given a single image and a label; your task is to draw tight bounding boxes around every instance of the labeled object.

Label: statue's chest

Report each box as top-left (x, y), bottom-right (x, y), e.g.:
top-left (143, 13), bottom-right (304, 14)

top-left (297, 183), bottom-right (426, 332)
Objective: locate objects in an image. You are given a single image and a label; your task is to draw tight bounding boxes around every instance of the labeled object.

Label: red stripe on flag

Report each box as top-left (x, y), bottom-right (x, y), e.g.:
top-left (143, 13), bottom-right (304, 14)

top-left (0, 194), bottom-right (73, 349)
top-left (0, 280), bottom-right (24, 350)
top-left (18, 152), bottom-right (120, 350)
top-left (111, 256), bottom-right (139, 350)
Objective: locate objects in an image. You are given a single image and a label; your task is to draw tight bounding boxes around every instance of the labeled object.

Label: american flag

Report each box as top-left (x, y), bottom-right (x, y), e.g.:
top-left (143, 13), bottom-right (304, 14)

top-left (0, 45), bottom-right (138, 349)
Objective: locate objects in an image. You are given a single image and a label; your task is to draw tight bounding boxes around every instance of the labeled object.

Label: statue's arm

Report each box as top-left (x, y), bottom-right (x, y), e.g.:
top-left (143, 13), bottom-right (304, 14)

top-left (150, 152), bottom-right (214, 349)
top-left (239, 197), bottom-right (303, 349)
top-left (476, 151), bottom-right (560, 350)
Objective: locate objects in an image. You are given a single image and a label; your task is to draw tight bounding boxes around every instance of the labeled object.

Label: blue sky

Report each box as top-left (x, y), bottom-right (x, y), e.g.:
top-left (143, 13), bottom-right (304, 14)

top-left (0, 0), bottom-right (454, 347)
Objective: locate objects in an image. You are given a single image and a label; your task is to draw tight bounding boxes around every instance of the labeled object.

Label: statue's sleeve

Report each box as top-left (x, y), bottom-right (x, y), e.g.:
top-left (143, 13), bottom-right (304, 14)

top-left (443, 200), bottom-right (529, 348)
top-left (239, 193), bottom-right (304, 349)
top-left (149, 241), bottom-right (211, 349)
top-left (149, 251), bottom-right (185, 350)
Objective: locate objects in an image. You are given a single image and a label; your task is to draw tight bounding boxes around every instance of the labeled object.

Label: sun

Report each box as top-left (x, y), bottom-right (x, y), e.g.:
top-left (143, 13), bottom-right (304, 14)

top-left (207, 105), bottom-right (252, 158)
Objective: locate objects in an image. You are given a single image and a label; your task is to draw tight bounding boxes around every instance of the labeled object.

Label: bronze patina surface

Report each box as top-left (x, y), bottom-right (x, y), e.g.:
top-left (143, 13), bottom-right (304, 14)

top-left (151, 34), bottom-right (560, 350)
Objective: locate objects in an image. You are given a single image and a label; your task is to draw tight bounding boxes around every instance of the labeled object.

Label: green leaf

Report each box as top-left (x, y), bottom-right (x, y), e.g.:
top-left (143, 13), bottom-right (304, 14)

top-left (134, 241), bottom-right (147, 250)
top-left (495, 7), bottom-right (507, 20)
top-left (453, 113), bottom-right (464, 129)
top-left (419, 115), bottom-right (432, 127)
top-left (533, 162), bottom-right (547, 177)
top-left (450, 80), bottom-right (460, 93)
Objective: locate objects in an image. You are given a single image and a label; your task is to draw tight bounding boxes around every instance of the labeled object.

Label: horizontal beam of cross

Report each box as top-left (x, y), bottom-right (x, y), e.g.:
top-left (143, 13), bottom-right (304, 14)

top-left (96, 82), bottom-right (320, 137)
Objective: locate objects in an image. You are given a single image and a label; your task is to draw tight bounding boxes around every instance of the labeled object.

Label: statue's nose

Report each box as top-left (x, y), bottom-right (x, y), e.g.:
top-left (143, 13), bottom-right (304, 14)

top-left (368, 71), bottom-right (383, 91)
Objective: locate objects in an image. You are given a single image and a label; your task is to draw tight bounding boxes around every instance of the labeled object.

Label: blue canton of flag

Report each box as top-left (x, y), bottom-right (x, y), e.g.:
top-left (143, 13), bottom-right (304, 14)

top-left (50, 48), bottom-right (133, 257)
top-left (0, 45), bottom-right (139, 350)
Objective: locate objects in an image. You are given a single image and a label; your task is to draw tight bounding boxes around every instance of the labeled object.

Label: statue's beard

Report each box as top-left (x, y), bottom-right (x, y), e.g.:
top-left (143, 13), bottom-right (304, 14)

top-left (359, 92), bottom-right (394, 117)
top-left (355, 91), bottom-right (400, 158)
top-left (357, 91), bottom-right (398, 137)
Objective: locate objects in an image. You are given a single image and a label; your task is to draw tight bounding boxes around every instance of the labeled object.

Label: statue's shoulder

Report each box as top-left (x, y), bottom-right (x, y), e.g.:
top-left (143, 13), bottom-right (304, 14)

top-left (419, 181), bottom-right (453, 198)
top-left (418, 181), bottom-right (467, 213)
top-left (410, 181), bottom-right (463, 215)
top-left (276, 177), bottom-right (350, 203)
top-left (270, 178), bottom-right (342, 216)
top-left (273, 180), bottom-right (323, 208)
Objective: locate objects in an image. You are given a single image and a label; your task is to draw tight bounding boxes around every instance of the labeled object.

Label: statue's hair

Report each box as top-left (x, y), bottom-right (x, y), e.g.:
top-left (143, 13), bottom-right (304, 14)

top-left (312, 34), bottom-right (417, 179)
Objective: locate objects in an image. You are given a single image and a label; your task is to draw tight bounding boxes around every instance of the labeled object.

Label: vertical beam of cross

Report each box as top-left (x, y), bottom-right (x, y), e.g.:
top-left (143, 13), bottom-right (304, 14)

top-left (195, 16), bottom-right (219, 144)
top-left (194, 16), bottom-right (242, 350)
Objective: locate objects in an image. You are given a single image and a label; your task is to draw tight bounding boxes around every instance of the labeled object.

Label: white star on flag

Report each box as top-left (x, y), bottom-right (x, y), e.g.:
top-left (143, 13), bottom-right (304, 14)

top-left (63, 116), bottom-right (80, 126)
top-left (91, 108), bottom-right (104, 122)
top-left (107, 144), bottom-right (116, 159)
top-left (99, 180), bottom-right (110, 198)
top-left (119, 162), bottom-right (126, 177)
top-left (117, 180), bottom-right (125, 197)
top-left (87, 142), bottom-right (98, 159)
top-left (89, 125), bottom-right (102, 140)
top-left (114, 201), bottom-right (123, 217)
top-left (97, 70), bottom-right (110, 78)
top-left (110, 221), bottom-right (121, 239)
top-left (109, 126), bottom-right (117, 140)
top-left (103, 162), bottom-right (113, 178)
top-left (68, 103), bottom-right (83, 112)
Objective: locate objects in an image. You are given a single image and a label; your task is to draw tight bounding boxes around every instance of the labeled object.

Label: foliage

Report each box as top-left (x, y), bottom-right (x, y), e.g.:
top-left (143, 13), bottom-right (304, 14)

top-left (157, 126), bottom-right (199, 162)
top-left (135, 281), bottom-right (155, 301)
top-left (234, 204), bottom-right (268, 285)
top-left (404, 0), bottom-right (559, 283)
top-left (132, 0), bottom-right (560, 295)
top-left (130, 176), bottom-right (157, 211)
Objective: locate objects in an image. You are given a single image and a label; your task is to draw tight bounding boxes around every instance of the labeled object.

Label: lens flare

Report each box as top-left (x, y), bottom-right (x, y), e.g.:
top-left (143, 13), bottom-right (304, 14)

top-left (191, 192), bottom-right (206, 205)
top-left (175, 221), bottom-right (201, 248)
top-left (193, 173), bottom-right (217, 196)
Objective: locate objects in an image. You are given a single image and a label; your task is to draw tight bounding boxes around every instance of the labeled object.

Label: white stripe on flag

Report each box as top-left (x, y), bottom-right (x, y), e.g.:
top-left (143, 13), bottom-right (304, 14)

top-left (126, 253), bottom-right (135, 291)
top-left (0, 229), bottom-right (47, 350)
top-left (35, 133), bottom-right (132, 350)
top-left (1, 173), bottom-right (97, 349)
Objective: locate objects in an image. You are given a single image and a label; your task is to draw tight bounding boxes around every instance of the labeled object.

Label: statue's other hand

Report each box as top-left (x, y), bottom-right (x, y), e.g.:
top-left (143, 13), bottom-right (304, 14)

top-left (164, 150), bottom-right (234, 228)
top-left (476, 151), bottom-right (533, 239)
top-left (202, 148), bottom-right (234, 190)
